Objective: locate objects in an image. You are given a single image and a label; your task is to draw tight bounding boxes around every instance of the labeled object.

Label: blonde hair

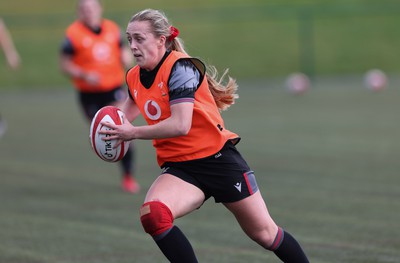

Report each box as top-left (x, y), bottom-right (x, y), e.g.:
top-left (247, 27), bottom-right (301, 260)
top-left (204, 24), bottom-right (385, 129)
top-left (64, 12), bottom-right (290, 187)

top-left (129, 9), bottom-right (238, 110)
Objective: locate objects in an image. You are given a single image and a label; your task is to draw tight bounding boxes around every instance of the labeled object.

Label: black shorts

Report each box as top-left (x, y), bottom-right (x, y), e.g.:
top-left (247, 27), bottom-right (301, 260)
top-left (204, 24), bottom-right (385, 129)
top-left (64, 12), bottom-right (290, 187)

top-left (78, 86), bottom-right (127, 119)
top-left (161, 141), bottom-right (258, 203)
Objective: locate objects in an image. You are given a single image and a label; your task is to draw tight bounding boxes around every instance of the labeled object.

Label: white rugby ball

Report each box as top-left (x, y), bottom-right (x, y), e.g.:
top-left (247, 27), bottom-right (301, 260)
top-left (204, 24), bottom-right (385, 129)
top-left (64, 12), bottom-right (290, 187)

top-left (89, 106), bottom-right (130, 162)
top-left (364, 69), bottom-right (387, 91)
top-left (285, 72), bottom-right (310, 94)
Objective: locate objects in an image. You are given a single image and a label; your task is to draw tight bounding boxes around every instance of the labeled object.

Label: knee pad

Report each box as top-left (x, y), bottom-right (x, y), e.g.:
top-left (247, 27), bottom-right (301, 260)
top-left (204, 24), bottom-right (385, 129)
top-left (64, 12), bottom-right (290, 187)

top-left (140, 201), bottom-right (173, 236)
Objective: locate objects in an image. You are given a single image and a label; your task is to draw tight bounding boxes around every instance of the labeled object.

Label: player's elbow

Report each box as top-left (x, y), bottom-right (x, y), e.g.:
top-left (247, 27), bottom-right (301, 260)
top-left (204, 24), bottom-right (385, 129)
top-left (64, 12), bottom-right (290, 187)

top-left (174, 122), bottom-right (191, 136)
top-left (59, 59), bottom-right (71, 76)
top-left (59, 60), bottom-right (66, 74)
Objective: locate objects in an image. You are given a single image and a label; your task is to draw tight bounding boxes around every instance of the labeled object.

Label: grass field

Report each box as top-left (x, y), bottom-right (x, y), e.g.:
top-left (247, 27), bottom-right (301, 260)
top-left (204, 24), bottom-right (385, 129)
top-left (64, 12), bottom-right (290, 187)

top-left (1, 0), bottom-right (400, 88)
top-left (1, 1), bottom-right (400, 262)
top-left (1, 76), bottom-right (400, 263)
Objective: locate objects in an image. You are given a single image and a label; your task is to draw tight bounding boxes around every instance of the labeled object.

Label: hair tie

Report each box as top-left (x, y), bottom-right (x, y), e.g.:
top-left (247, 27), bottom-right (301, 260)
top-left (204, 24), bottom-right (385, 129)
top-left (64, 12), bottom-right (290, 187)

top-left (168, 26), bottom-right (179, 41)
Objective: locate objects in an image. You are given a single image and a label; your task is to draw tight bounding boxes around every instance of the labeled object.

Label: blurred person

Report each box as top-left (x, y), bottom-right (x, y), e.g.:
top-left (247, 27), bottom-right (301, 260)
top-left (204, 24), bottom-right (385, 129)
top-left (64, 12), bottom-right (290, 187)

top-left (0, 17), bottom-right (21, 137)
top-left (0, 18), bottom-right (21, 70)
top-left (59, 0), bottom-right (139, 193)
top-left (100, 9), bottom-right (309, 262)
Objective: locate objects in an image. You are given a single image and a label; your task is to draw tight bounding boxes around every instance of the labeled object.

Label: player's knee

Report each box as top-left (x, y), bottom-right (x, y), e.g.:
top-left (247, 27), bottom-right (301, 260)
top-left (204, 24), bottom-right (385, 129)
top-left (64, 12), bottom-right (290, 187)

top-left (140, 201), bottom-right (174, 237)
top-left (248, 225), bottom-right (280, 250)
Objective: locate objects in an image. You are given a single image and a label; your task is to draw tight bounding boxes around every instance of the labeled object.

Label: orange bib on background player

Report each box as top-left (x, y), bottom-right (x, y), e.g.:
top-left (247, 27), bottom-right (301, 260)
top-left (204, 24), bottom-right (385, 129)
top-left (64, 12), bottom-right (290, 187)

top-left (66, 19), bottom-right (125, 92)
top-left (126, 51), bottom-right (239, 166)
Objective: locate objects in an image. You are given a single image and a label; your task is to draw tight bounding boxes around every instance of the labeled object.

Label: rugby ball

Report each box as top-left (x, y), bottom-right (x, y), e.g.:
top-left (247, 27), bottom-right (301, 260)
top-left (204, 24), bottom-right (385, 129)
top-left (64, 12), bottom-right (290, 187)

top-left (364, 69), bottom-right (387, 91)
top-left (285, 72), bottom-right (310, 95)
top-left (89, 106), bottom-right (130, 162)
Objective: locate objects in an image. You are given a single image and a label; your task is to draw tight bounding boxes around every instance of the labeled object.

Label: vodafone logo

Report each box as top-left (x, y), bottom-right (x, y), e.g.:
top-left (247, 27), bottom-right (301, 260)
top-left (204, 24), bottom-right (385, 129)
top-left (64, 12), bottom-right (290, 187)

top-left (144, 100), bottom-right (161, 120)
top-left (92, 42), bottom-right (111, 61)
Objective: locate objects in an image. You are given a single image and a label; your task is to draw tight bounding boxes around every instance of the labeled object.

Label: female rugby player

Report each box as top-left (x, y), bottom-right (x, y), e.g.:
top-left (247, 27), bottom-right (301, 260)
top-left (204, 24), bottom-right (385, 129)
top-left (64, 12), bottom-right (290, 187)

top-left (101, 9), bottom-right (309, 262)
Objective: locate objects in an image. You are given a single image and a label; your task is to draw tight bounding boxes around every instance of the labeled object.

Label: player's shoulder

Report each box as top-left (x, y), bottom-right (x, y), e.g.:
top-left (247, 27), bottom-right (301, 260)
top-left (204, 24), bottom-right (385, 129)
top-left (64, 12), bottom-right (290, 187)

top-left (126, 65), bottom-right (140, 78)
top-left (65, 20), bottom-right (83, 35)
top-left (173, 58), bottom-right (206, 78)
top-left (102, 19), bottom-right (120, 29)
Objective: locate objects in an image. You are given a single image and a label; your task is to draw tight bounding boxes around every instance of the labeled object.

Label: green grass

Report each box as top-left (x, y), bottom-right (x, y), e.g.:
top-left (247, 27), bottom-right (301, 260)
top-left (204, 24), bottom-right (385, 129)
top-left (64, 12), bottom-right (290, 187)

top-left (1, 0), bottom-right (400, 89)
top-left (1, 77), bottom-right (400, 262)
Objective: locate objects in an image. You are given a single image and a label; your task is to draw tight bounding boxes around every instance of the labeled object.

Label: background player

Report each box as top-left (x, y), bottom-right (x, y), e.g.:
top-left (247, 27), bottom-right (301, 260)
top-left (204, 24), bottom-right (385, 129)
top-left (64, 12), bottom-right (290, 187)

top-left (0, 17), bottom-right (21, 137)
top-left (59, 0), bottom-right (139, 193)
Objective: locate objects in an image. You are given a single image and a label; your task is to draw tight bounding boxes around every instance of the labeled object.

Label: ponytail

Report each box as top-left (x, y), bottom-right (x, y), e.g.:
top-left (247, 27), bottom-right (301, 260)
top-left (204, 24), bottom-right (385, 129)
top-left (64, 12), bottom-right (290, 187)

top-left (130, 9), bottom-right (239, 110)
top-left (206, 66), bottom-right (238, 111)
